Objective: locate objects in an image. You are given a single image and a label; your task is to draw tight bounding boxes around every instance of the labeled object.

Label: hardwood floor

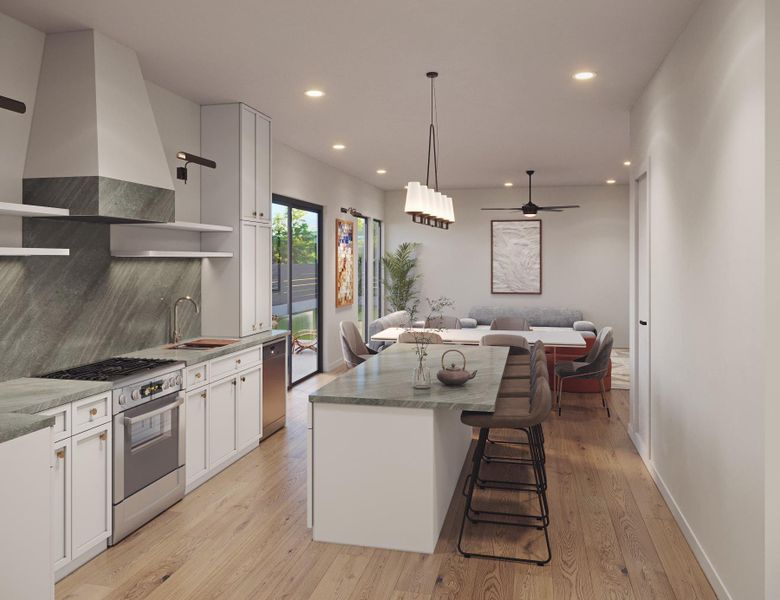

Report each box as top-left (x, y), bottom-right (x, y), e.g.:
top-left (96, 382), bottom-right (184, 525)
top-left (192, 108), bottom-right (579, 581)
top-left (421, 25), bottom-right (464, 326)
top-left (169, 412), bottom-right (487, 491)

top-left (56, 371), bottom-right (715, 600)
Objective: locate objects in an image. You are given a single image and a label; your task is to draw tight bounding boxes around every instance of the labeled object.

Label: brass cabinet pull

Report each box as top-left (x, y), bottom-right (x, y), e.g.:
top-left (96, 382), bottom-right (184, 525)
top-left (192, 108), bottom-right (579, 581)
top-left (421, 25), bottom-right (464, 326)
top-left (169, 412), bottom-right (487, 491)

top-left (99, 431), bottom-right (107, 441)
top-left (201, 392), bottom-right (207, 399)
top-left (231, 379), bottom-right (237, 386)
top-left (236, 358), bottom-right (242, 364)
top-left (195, 372), bottom-right (202, 379)
top-left (89, 407), bottom-right (98, 417)
top-left (240, 376), bottom-right (246, 383)
top-left (55, 449), bottom-right (65, 460)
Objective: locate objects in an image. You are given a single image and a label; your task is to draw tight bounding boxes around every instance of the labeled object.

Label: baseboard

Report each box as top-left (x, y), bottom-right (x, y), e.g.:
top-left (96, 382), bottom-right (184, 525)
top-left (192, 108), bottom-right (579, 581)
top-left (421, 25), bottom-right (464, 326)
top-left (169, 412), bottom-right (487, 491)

top-left (326, 359), bottom-right (344, 372)
top-left (631, 447), bottom-right (733, 600)
top-left (627, 424), bottom-right (648, 459)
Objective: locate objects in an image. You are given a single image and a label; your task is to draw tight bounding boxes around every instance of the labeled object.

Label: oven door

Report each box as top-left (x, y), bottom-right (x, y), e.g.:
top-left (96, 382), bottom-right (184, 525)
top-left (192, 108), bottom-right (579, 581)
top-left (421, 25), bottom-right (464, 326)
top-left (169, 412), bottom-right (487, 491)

top-left (113, 392), bottom-right (184, 502)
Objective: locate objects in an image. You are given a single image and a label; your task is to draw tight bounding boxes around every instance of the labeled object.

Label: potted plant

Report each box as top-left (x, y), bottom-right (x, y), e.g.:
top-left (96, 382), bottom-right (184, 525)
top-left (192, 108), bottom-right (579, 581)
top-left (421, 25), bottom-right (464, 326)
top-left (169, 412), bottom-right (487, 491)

top-left (382, 242), bottom-right (420, 314)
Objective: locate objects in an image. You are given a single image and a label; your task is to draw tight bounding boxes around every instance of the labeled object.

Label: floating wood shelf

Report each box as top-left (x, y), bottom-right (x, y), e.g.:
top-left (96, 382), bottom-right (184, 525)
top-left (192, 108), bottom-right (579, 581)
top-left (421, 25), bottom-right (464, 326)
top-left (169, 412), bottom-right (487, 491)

top-left (0, 247), bottom-right (70, 256)
top-left (118, 221), bottom-right (233, 232)
top-left (0, 201), bottom-right (69, 218)
top-left (110, 251), bottom-right (233, 258)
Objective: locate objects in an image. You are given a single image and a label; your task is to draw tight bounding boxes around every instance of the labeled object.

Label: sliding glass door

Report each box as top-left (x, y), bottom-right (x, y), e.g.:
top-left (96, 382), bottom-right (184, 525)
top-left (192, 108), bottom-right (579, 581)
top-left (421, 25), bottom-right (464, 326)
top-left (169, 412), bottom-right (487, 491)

top-left (372, 219), bottom-right (383, 321)
top-left (272, 196), bottom-right (322, 385)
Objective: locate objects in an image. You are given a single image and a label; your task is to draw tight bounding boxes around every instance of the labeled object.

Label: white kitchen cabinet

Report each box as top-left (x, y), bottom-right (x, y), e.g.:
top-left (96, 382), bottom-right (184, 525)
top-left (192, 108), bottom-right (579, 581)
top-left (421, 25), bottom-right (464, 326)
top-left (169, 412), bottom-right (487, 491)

top-left (185, 387), bottom-right (209, 487)
top-left (237, 364), bottom-right (262, 450)
top-left (201, 102), bottom-right (273, 338)
top-left (71, 423), bottom-right (111, 558)
top-left (209, 376), bottom-right (238, 468)
top-left (51, 439), bottom-right (71, 572)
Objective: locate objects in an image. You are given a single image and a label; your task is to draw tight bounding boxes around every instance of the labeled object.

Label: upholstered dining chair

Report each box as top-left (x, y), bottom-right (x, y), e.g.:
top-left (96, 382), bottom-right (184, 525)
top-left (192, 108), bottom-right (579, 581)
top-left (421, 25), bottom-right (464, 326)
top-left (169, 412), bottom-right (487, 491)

top-left (397, 331), bottom-right (443, 344)
top-left (425, 315), bottom-right (462, 329)
top-left (489, 316), bottom-right (530, 331)
top-left (339, 321), bottom-right (376, 368)
top-left (554, 326), bottom-right (613, 417)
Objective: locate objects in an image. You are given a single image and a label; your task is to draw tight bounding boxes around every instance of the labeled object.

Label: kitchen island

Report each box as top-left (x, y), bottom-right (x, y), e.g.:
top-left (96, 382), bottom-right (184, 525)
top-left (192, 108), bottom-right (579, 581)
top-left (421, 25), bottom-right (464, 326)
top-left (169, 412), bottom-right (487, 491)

top-left (308, 343), bottom-right (508, 553)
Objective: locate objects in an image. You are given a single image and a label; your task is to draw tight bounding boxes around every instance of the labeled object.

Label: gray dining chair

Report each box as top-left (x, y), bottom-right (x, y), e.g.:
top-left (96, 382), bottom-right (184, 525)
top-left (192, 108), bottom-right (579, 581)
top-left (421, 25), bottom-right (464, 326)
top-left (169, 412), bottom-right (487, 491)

top-left (554, 326), bottom-right (613, 417)
top-left (339, 321), bottom-right (376, 368)
top-left (425, 315), bottom-right (462, 329)
top-left (397, 331), bottom-right (443, 344)
top-left (490, 317), bottom-right (530, 331)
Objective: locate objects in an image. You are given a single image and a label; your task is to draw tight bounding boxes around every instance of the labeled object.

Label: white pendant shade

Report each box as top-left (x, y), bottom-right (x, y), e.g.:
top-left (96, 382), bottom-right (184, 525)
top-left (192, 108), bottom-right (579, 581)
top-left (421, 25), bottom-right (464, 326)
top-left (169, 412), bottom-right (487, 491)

top-left (444, 195), bottom-right (454, 222)
top-left (404, 182), bottom-right (425, 214)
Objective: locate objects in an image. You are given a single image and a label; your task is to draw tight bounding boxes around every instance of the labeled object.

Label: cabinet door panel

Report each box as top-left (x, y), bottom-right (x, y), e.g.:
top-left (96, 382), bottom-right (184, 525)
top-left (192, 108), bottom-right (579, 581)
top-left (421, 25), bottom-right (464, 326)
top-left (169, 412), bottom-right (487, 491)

top-left (237, 366), bottom-right (262, 449)
top-left (51, 439), bottom-right (71, 571)
top-left (240, 106), bottom-right (257, 220)
top-left (186, 388), bottom-right (209, 485)
top-left (209, 378), bottom-right (238, 467)
top-left (255, 115), bottom-right (271, 222)
top-left (256, 224), bottom-right (272, 332)
top-left (72, 424), bottom-right (111, 558)
top-left (240, 222), bottom-right (257, 336)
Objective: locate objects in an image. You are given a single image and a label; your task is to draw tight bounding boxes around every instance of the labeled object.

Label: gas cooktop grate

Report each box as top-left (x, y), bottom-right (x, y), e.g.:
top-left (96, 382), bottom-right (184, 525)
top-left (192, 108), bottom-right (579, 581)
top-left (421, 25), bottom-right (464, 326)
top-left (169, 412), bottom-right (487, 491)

top-left (39, 357), bottom-right (178, 382)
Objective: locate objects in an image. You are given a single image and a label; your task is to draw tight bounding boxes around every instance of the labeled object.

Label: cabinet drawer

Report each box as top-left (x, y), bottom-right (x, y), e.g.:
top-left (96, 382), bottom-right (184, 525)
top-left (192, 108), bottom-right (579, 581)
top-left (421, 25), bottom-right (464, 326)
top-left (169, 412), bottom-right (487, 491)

top-left (187, 362), bottom-right (209, 389)
top-left (40, 403), bottom-right (72, 442)
top-left (211, 347), bottom-right (261, 380)
top-left (72, 393), bottom-right (111, 434)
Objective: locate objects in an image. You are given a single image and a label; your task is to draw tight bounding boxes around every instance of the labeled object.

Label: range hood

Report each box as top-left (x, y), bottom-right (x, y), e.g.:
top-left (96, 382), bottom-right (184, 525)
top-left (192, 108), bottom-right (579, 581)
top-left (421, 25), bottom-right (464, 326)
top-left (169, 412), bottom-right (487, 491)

top-left (23, 30), bottom-right (174, 223)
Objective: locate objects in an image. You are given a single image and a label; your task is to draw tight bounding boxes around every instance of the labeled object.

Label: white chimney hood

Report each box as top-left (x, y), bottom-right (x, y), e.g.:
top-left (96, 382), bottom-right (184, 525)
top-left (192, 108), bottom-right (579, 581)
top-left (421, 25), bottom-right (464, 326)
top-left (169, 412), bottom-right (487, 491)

top-left (23, 30), bottom-right (175, 223)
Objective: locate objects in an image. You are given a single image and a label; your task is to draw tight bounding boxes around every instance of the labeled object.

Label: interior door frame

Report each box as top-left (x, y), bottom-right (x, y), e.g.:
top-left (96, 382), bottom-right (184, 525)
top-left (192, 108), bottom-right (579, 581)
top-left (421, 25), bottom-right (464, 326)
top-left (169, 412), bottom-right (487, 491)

top-left (272, 194), bottom-right (324, 386)
top-left (631, 159), bottom-right (651, 460)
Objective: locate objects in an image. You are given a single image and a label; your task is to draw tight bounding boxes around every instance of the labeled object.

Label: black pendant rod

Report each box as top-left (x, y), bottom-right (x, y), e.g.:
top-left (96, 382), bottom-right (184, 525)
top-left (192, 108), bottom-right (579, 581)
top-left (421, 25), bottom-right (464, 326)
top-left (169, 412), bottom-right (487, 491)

top-left (425, 72), bottom-right (439, 191)
top-left (527, 169), bottom-right (535, 203)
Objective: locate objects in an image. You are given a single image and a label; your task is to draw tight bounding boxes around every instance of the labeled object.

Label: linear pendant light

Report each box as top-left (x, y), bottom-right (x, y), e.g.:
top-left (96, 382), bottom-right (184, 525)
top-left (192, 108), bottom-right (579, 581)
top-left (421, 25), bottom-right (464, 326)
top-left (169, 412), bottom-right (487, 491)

top-left (404, 72), bottom-right (455, 229)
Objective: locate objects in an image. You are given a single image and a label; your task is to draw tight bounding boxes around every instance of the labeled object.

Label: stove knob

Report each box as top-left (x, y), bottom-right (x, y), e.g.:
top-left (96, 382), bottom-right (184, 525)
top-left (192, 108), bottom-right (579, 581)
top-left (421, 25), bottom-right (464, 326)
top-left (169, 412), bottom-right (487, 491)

top-left (118, 393), bottom-right (128, 405)
top-left (169, 376), bottom-right (176, 388)
top-left (131, 389), bottom-right (141, 401)
top-left (175, 374), bottom-right (182, 386)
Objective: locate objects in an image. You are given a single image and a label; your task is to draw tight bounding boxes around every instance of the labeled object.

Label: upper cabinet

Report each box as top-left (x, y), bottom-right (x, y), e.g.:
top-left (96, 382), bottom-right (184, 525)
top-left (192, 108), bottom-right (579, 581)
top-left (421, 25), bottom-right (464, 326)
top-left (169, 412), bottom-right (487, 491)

top-left (240, 106), bottom-right (272, 222)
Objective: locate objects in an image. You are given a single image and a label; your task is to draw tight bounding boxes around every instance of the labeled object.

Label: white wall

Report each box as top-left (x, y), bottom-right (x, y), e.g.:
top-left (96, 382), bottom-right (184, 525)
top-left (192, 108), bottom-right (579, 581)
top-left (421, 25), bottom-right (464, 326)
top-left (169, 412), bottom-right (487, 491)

top-left (630, 1), bottom-right (765, 598)
top-left (0, 12), bottom-right (44, 247)
top-left (384, 185), bottom-right (630, 346)
top-left (272, 141), bottom-right (385, 370)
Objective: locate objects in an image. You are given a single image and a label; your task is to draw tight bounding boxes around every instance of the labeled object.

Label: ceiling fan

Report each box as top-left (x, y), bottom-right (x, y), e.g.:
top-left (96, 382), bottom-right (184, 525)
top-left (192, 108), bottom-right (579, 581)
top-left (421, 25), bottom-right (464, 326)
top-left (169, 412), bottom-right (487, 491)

top-left (481, 170), bottom-right (580, 217)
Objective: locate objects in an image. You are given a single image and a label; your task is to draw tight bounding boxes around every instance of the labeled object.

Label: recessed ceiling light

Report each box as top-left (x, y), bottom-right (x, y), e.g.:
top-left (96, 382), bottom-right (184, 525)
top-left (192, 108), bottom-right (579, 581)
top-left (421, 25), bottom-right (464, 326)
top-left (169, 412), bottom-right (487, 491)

top-left (305, 89), bottom-right (325, 98)
top-left (623, 160), bottom-right (632, 167)
top-left (606, 179), bottom-right (616, 184)
top-left (332, 144), bottom-right (346, 150)
top-left (376, 169), bottom-right (387, 175)
top-left (573, 71), bottom-right (597, 81)
top-left (504, 182), bottom-right (514, 187)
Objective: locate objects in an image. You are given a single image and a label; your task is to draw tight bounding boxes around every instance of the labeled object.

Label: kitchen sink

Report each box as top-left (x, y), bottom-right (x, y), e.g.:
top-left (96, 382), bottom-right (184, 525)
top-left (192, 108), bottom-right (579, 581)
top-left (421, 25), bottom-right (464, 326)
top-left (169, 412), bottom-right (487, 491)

top-left (165, 338), bottom-right (238, 350)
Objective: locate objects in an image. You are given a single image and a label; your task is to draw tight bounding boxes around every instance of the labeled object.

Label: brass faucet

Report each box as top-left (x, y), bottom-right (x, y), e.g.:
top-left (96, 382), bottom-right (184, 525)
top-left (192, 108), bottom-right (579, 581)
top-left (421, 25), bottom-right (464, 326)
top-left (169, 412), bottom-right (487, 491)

top-left (172, 296), bottom-right (200, 343)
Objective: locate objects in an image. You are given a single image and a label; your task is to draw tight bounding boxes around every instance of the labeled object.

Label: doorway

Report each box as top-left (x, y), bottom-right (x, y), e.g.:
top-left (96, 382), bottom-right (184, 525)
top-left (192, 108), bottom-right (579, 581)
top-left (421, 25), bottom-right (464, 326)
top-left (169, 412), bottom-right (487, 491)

top-left (271, 195), bottom-right (323, 386)
top-left (634, 170), bottom-right (651, 457)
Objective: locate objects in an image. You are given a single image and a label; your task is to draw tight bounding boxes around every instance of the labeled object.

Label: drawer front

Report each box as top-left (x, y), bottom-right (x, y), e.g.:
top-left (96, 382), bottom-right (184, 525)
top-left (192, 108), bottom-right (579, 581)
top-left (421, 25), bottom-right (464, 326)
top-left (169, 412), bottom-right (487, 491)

top-left (211, 347), bottom-right (261, 380)
top-left (72, 393), bottom-right (111, 434)
top-left (40, 404), bottom-right (71, 442)
top-left (187, 362), bottom-right (209, 389)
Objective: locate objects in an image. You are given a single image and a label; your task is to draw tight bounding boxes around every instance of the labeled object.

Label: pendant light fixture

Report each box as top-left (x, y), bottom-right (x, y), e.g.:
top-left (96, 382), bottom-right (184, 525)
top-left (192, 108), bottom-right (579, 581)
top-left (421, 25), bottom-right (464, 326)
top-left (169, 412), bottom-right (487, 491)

top-left (405, 72), bottom-right (455, 229)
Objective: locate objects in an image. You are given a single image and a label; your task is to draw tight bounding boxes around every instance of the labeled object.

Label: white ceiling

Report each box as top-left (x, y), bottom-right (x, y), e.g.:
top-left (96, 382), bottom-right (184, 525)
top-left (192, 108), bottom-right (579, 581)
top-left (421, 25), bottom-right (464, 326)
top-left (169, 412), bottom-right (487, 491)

top-left (0, 0), bottom-right (700, 189)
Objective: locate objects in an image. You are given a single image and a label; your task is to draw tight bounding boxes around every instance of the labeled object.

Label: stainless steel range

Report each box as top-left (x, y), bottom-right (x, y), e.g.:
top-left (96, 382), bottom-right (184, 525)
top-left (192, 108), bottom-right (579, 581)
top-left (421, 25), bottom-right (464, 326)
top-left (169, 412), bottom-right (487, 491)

top-left (41, 357), bottom-right (186, 545)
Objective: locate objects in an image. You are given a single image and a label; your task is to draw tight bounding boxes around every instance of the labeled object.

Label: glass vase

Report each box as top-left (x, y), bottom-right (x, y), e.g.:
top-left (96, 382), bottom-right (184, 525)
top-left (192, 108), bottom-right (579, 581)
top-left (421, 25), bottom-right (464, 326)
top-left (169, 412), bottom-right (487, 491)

top-left (413, 362), bottom-right (431, 389)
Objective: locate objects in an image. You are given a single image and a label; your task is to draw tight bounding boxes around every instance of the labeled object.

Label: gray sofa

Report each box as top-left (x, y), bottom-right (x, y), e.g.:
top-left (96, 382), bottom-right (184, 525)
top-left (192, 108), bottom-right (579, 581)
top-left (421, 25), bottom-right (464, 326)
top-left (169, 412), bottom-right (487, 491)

top-left (467, 305), bottom-right (596, 332)
top-left (367, 310), bottom-right (411, 351)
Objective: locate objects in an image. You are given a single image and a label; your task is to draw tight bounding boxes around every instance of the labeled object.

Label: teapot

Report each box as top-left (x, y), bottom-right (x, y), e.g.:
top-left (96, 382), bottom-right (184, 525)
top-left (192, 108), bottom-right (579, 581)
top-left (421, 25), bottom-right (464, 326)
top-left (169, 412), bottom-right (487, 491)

top-left (437, 349), bottom-right (478, 386)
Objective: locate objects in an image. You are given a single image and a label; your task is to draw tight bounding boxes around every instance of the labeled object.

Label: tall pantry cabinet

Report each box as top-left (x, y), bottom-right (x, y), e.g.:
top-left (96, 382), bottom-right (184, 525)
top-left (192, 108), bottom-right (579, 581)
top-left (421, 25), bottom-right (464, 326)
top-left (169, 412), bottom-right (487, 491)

top-left (201, 103), bottom-right (273, 337)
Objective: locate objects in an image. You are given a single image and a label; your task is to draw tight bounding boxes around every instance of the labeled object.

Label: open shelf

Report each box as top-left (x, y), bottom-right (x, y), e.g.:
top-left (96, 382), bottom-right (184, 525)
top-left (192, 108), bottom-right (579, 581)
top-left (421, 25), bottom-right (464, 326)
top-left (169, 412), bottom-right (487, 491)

top-left (111, 250), bottom-right (233, 259)
top-left (0, 247), bottom-right (70, 256)
top-left (118, 221), bottom-right (233, 233)
top-left (0, 201), bottom-right (69, 218)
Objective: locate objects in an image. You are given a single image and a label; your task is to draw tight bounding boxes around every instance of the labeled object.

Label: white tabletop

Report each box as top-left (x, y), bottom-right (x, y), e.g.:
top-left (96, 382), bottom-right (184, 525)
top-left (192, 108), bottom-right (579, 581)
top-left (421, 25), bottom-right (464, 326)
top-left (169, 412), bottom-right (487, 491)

top-left (371, 327), bottom-right (586, 348)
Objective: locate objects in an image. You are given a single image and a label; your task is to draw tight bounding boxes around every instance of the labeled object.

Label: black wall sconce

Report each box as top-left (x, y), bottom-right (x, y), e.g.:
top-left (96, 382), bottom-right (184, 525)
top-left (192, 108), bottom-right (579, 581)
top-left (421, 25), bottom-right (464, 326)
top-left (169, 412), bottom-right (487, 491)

top-left (1, 94), bottom-right (26, 114)
top-left (176, 151), bottom-right (216, 184)
top-left (340, 207), bottom-right (367, 218)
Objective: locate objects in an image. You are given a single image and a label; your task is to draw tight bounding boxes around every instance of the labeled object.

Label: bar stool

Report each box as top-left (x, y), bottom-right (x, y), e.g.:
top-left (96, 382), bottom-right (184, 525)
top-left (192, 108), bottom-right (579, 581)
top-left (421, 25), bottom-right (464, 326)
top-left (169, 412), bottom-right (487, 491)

top-left (458, 380), bottom-right (552, 564)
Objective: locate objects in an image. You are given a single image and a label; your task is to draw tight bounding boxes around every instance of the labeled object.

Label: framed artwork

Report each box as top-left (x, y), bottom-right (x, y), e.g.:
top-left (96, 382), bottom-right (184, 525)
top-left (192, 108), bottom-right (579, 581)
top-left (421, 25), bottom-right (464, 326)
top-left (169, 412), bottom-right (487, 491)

top-left (336, 219), bottom-right (354, 307)
top-left (491, 220), bottom-right (542, 294)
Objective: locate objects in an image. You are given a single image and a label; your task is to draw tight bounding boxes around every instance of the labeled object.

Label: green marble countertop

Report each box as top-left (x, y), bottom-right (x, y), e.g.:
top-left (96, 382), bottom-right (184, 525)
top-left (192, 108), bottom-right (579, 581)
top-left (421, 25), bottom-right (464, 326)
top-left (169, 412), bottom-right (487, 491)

top-left (309, 343), bottom-right (509, 411)
top-left (0, 330), bottom-right (288, 443)
top-left (121, 329), bottom-right (289, 366)
top-left (0, 412), bottom-right (55, 444)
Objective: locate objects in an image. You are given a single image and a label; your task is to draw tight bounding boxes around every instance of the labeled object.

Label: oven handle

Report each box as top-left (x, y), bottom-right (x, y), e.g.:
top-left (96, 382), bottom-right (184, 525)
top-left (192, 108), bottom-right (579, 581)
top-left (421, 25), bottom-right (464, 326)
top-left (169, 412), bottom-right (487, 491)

top-left (123, 396), bottom-right (184, 426)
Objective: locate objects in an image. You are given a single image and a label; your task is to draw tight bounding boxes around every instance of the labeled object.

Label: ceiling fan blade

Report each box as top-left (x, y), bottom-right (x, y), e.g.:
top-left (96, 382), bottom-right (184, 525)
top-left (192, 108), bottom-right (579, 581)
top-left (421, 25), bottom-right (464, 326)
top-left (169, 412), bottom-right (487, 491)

top-left (538, 205), bottom-right (580, 210)
top-left (480, 207), bottom-right (522, 211)
top-left (537, 208), bottom-right (563, 212)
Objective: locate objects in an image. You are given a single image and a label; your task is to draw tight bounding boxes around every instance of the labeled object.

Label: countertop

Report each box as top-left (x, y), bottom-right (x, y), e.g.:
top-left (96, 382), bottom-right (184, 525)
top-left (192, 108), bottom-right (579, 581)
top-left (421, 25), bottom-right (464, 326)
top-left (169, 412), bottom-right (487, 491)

top-left (121, 329), bottom-right (288, 366)
top-left (0, 329), bottom-right (288, 443)
top-left (309, 343), bottom-right (509, 411)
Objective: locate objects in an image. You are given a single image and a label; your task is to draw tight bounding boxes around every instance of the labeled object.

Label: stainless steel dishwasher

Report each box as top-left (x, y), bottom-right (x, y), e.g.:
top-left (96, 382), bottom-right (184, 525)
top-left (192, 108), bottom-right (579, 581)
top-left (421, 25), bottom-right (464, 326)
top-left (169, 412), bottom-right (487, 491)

top-left (262, 340), bottom-right (287, 437)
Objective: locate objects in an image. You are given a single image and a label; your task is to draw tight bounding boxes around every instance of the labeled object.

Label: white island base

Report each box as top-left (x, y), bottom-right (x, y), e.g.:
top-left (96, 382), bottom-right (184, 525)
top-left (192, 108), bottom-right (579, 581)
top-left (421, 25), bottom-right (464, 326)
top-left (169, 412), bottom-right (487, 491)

top-left (311, 402), bottom-right (472, 554)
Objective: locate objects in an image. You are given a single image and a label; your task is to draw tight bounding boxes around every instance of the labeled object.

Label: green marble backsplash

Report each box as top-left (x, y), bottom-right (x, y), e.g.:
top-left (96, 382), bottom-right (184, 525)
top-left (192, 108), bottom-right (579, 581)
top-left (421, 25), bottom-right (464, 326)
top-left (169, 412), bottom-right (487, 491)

top-left (0, 219), bottom-right (200, 381)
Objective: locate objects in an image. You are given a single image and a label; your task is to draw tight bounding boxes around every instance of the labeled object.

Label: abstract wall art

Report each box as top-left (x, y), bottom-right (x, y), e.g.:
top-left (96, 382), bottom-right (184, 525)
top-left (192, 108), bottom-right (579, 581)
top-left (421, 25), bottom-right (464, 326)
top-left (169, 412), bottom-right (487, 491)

top-left (336, 218), bottom-right (354, 307)
top-left (491, 220), bottom-right (542, 294)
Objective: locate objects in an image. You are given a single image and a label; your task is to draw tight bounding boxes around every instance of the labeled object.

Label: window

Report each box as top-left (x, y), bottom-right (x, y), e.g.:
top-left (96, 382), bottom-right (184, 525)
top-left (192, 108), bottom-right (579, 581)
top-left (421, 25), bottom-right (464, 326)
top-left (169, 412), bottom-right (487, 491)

top-left (356, 216), bottom-right (368, 337)
top-left (372, 219), bottom-right (382, 320)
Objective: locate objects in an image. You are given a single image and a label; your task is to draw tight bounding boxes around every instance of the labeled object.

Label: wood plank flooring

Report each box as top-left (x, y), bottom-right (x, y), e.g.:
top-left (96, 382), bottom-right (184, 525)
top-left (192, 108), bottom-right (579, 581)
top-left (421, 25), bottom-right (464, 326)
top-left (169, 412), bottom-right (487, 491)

top-left (56, 370), bottom-right (715, 600)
